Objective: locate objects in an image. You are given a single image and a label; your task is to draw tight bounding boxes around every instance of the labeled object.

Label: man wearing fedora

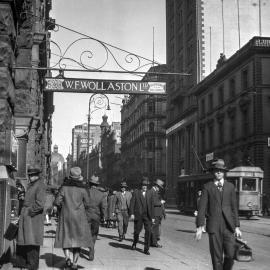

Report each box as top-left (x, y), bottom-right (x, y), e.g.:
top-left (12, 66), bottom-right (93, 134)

top-left (130, 177), bottom-right (152, 255)
top-left (195, 159), bottom-right (242, 270)
top-left (15, 166), bottom-right (46, 270)
top-left (85, 175), bottom-right (107, 261)
top-left (147, 178), bottom-right (165, 248)
top-left (113, 180), bottom-right (132, 241)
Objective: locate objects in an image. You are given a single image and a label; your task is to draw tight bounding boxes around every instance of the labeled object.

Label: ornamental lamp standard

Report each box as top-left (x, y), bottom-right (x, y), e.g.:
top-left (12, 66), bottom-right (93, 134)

top-left (86, 94), bottom-right (110, 180)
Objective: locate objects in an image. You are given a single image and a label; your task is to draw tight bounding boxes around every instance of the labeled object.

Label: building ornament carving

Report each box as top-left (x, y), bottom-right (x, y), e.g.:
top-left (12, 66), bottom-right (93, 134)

top-left (227, 105), bottom-right (236, 119)
top-left (238, 97), bottom-right (251, 111)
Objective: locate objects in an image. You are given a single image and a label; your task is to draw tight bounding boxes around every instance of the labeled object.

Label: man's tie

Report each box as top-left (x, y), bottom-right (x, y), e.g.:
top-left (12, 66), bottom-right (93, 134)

top-left (217, 182), bottom-right (223, 192)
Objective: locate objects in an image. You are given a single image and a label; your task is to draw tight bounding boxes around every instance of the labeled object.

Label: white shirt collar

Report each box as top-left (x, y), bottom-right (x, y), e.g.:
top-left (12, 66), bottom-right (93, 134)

top-left (215, 178), bottom-right (224, 186)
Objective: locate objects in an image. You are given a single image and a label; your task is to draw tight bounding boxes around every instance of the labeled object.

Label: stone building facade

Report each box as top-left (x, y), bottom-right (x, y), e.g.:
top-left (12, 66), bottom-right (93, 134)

top-left (121, 65), bottom-right (167, 189)
top-left (0, 0), bottom-right (54, 186)
top-left (165, 0), bottom-right (204, 205)
top-left (194, 36), bottom-right (270, 197)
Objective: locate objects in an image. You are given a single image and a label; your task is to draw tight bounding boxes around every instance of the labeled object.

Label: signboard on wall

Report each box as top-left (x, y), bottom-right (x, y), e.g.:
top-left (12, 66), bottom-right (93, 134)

top-left (206, 152), bottom-right (214, 162)
top-left (44, 78), bottom-right (166, 95)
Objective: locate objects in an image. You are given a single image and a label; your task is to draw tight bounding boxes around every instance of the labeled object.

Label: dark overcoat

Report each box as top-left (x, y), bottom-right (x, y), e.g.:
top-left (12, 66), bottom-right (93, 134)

top-left (17, 178), bottom-right (46, 246)
top-left (130, 189), bottom-right (151, 220)
top-left (54, 182), bottom-right (92, 248)
top-left (146, 187), bottom-right (163, 219)
top-left (85, 186), bottom-right (107, 222)
top-left (196, 180), bottom-right (240, 233)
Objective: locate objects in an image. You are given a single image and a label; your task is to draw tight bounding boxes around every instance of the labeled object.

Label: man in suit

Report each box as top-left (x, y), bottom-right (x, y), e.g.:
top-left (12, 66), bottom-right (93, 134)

top-left (130, 177), bottom-right (152, 255)
top-left (146, 178), bottom-right (164, 248)
top-left (195, 159), bottom-right (242, 270)
top-left (85, 175), bottom-right (107, 261)
top-left (113, 180), bottom-right (132, 241)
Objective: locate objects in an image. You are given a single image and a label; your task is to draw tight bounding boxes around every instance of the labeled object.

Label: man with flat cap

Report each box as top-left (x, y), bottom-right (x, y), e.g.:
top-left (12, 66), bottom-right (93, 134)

top-left (85, 175), bottom-right (107, 261)
top-left (195, 159), bottom-right (242, 270)
top-left (130, 177), bottom-right (153, 255)
top-left (113, 180), bottom-right (132, 241)
top-left (16, 166), bottom-right (46, 270)
top-left (147, 178), bottom-right (165, 248)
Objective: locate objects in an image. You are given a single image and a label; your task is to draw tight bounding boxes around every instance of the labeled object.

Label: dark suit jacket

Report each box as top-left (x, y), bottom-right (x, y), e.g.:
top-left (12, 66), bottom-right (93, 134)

top-left (146, 187), bottom-right (163, 219)
top-left (197, 180), bottom-right (240, 233)
top-left (85, 186), bottom-right (107, 222)
top-left (130, 189), bottom-right (151, 220)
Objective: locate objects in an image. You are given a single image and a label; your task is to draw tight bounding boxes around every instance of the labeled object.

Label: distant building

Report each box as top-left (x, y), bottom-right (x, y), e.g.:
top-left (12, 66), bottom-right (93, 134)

top-left (121, 65), bottom-right (167, 188)
top-left (100, 116), bottom-right (121, 188)
top-left (194, 36), bottom-right (270, 196)
top-left (71, 123), bottom-right (101, 164)
top-left (51, 145), bottom-right (65, 186)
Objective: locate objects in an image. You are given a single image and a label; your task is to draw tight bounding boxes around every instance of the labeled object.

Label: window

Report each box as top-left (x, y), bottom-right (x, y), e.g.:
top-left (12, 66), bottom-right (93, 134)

top-left (201, 129), bottom-right (205, 152)
top-left (201, 99), bottom-right (205, 116)
top-left (148, 158), bottom-right (155, 174)
top-left (242, 69), bottom-right (248, 90)
top-left (147, 138), bottom-right (155, 151)
top-left (218, 86), bottom-right (224, 105)
top-left (149, 122), bottom-right (155, 132)
top-left (230, 118), bottom-right (236, 141)
top-left (208, 93), bottom-right (213, 111)
top-left (148, 101), bottom-right (155, 114)
top-left (242, 110), bottom-right (249, 136)
top-left (242, 178), bottom-right (256, 191)
top-left (229, 78), bottom-right (236, 98)
top-left (208, 125), bottom-right (213, 149)
top-left (218, 121), bottom-right (224, 145)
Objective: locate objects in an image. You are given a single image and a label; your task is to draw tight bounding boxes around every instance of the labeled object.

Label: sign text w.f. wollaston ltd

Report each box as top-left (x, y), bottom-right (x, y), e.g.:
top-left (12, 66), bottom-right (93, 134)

top-left (44, 78), bottom-right (166, 95)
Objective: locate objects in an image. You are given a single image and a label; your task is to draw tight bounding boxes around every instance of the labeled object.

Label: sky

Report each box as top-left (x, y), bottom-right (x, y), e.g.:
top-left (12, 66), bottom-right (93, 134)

top-left (50, 0), bottom-right (270, 159)
top-left (50, 0), bottom-right (166, 158)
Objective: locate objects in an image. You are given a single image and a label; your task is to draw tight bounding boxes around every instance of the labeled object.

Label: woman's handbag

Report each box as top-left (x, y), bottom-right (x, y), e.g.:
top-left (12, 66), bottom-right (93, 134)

top-left (4, 222), bottom-right (19, 241)
top-left (234, 238), bottom-right (253, 262)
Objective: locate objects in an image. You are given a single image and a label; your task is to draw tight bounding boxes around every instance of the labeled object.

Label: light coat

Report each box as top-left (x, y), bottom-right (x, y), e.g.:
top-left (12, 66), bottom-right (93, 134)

top-left (17, 179), bottom-right (46, 246)
top-left (114, 191), bottom-right (132, 214)
top-left (54, 183), bottom-right (92, 248)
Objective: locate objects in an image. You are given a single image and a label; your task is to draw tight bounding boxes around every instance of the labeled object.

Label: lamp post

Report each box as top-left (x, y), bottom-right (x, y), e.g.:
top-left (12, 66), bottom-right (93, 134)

top-left (86, 93), bottom-right (110, 180)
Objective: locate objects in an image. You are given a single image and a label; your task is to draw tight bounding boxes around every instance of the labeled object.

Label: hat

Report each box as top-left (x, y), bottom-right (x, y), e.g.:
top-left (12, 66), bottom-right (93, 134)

top-left (154, 179), bottom-right (164, 189)
top-left (120, 181), bottom-right (128, 188)
top-left (208, 159), bottom-right (228, 172)
top-left (27, 166), bottom-right (41, 176)
top-left (89, 175), bottom-right (100, 185)
top-left (141, 177), bottom-right (150, 186)
top-left (69, 167), bottom-right (83, 181)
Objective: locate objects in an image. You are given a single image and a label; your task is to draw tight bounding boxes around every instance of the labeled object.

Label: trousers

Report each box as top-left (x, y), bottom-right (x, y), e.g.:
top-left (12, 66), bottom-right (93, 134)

top-left (117, 210), bottom-right (129, 236)
top-left (208, 218), bottom-right (235, 270)
top-left (133, 213), bottom-right (151, 250)
top-left (150, 216), bottom-right (162, 245)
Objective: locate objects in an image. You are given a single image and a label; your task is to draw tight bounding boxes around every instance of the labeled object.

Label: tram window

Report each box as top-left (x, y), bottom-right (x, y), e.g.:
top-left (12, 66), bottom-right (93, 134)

top-left (242, 178), bottom-right (256, 191)
top-left (227, 178), bottom-right (239, 191)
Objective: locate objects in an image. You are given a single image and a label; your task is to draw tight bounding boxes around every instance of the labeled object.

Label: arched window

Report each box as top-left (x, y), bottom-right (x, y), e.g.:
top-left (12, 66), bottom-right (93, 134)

top-left (149, 122), bottom-right (155, 132)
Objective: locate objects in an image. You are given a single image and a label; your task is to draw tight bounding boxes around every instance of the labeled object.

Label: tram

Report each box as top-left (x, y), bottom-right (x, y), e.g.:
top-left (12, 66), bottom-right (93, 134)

top-left (177, 166), bottom-right (263, 218)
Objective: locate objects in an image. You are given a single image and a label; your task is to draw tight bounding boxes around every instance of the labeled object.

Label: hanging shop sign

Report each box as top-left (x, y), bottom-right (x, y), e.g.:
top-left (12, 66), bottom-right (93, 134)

top-left (44, 78), bottom-right (166, 95)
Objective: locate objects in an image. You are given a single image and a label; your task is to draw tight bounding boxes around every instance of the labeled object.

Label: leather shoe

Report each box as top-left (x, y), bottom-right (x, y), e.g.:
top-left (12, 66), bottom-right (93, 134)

top-left (151, 243), bottom-right (162, 248)
top-left (144, 249), bottom-right (150, 255)
top-left (119, 235), bottom-right (123, 242)
top-left (131, 243), bottom-right (136, 250)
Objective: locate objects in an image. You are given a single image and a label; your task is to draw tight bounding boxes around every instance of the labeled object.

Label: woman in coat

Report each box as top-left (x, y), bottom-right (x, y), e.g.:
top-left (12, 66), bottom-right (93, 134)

top-left (54, 167), bottom-right (92, 269)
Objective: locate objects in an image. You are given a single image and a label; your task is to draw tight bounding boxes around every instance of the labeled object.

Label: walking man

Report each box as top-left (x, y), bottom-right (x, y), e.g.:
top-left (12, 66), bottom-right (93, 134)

top-left (195, 159), bottom-right (242, 270)
top-left (113, 180), bottom-right (132, 241)
top-left (16, 166), bottom-right (46, 270)
top-left (85, 175), bottom-right (107, 261)
top-left (147, 179), bottom-right (164, 248)
top-left (130, 177), bottom-right (152, 255)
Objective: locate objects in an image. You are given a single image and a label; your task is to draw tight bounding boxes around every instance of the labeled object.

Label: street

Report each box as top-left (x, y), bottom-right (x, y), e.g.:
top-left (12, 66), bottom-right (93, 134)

top-left (35, 211), bottom-right (270, 269)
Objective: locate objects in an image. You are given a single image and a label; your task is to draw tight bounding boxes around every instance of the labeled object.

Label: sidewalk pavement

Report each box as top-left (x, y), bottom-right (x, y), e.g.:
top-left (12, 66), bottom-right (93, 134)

top-left (38, 219), bottom-right (190, 270)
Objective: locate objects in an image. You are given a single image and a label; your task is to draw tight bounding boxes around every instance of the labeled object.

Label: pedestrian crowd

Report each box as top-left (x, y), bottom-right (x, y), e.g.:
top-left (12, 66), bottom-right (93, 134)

top-left (11, 166), bottom-right (166, 270)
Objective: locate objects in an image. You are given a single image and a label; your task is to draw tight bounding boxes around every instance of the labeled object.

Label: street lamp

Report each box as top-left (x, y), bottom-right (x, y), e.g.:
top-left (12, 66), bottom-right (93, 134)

top-left (86, 93), bottom-right (110, 180)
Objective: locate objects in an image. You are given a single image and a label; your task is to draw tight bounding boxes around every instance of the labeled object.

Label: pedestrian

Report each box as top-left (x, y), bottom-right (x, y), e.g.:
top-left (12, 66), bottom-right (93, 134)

top-left (194, 189), bottom-right (206, 233)
top-left (54, 167), bottom-right (92, 270)
top-left (107, 189), bottom-right (117, 228)
top-left (147, 178), bottom-right (165, 248)
top-left (130, 177), bottom-right (152, 255)
top-left (15, 181), bottom-right (25, 215)
top-left (262, 193), bottom-right (269, 216)
top-left (15, 166), bottom-right (46, 270)
top-left (195, 159), bottom-right (242, 270)
top-left (85, 175), bottom-right (107, 261)
top-left (113, 180), bottom-right (132, 241)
